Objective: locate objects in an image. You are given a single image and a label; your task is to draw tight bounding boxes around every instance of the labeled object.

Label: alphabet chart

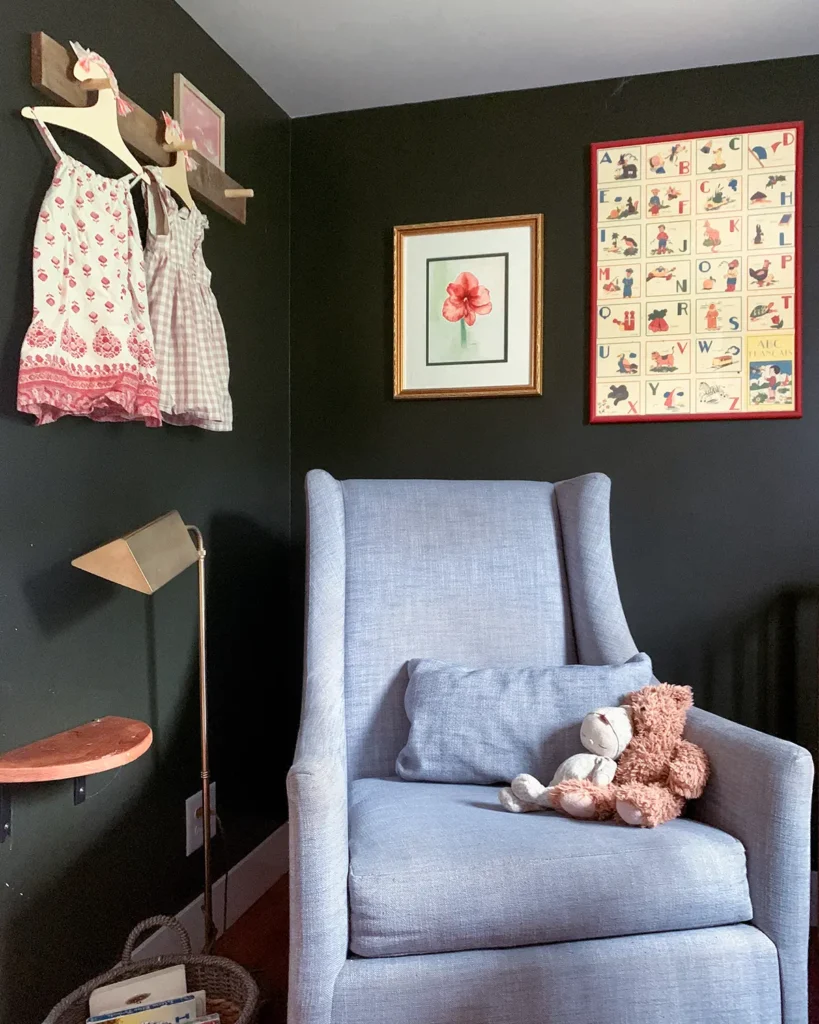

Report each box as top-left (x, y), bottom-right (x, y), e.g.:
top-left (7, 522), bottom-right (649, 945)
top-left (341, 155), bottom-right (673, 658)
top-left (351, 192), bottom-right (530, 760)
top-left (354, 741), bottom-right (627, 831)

top-left (591, 123), bottom-right (802, 422)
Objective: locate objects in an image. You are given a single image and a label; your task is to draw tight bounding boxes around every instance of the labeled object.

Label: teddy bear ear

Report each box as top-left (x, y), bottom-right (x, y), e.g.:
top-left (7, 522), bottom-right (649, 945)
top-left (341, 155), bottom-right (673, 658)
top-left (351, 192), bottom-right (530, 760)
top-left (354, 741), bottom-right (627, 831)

top-left (669, 685), bottom-right (694, 709)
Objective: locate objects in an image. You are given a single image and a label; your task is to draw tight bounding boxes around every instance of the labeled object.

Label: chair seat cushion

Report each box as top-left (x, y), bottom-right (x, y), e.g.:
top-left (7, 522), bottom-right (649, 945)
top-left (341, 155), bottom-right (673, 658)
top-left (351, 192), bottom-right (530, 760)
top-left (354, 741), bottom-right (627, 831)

top-left (348, 778), bottom-right (752, 958)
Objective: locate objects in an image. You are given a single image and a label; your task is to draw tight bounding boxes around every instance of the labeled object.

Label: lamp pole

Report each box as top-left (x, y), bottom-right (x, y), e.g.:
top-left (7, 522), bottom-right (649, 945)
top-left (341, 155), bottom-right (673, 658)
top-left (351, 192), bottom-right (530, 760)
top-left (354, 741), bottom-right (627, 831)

top-left (187, 525), bottom-right (217, 953)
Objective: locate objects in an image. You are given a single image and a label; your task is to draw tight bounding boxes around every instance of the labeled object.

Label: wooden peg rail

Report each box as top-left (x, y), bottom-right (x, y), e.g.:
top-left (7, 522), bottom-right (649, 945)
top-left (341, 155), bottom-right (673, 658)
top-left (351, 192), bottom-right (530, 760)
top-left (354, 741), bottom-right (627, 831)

top-left (30, 32), bottom-right (251, 225)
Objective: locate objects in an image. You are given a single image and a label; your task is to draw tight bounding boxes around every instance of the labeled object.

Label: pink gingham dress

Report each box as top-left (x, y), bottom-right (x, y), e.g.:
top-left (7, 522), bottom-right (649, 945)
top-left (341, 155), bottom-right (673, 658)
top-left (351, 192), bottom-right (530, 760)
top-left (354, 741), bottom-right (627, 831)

top-left (142, 168), bottom-right (232, 430)
top-left (18, 121), bottom-right (161, 426)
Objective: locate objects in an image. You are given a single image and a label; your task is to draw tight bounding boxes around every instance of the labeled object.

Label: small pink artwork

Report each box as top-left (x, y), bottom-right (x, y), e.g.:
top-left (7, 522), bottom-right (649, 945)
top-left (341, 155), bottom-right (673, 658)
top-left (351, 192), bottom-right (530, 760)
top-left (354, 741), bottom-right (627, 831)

top-left (174, 74), bottom-right (225, 170)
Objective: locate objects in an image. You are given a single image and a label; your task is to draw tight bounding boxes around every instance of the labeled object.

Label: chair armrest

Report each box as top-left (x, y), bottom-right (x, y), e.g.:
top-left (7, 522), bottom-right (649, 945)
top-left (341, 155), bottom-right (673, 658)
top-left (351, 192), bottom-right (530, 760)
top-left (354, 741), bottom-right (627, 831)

top-left (287, 752), bottom-right (348, 1024)
top-left (685, 707), bottom-right (813, 1024)
top-left (288, 470), bottom-right (350, 1024)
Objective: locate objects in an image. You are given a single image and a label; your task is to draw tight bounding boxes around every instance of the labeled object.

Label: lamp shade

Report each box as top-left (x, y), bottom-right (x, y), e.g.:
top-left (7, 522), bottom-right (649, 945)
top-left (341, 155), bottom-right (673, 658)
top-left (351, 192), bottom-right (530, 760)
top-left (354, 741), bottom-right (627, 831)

top-left (71, 511), bottom-right (199, 594)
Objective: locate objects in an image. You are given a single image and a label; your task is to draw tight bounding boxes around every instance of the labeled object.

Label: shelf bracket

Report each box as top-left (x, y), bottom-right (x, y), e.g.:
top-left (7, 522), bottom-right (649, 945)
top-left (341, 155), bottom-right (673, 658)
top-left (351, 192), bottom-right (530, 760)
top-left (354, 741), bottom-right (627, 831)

top-left (0, 777), bottom-right (89, 843)
top-left (0, 786), bottom-right (11, 843)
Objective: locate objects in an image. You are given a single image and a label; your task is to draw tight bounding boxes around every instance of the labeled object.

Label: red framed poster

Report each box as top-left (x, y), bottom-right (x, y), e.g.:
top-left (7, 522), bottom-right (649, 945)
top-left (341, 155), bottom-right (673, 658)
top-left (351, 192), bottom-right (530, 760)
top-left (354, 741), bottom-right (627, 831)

top-left (590, 122), bottom-right (802, 422)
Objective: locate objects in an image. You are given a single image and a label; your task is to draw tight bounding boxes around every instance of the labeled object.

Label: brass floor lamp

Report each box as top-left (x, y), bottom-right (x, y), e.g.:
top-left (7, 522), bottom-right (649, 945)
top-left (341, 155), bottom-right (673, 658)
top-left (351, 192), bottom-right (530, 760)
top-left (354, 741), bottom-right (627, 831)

top-left (72, 511), bottom-right (218, 951)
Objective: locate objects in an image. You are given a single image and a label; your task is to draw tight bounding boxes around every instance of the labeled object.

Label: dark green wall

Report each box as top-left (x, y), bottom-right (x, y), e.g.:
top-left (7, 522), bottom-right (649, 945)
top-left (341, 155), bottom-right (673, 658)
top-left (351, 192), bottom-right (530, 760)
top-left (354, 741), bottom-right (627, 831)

top-left (0, 5), bottom-right (290, 1020)
top-left (290, 58), bottom-right (819, 754)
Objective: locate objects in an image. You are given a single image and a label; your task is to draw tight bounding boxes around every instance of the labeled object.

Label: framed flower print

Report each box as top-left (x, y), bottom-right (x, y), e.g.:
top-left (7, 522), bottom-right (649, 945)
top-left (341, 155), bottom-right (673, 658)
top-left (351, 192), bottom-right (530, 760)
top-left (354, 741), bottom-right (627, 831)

top-left (394, 214), bottom-right (543, 399)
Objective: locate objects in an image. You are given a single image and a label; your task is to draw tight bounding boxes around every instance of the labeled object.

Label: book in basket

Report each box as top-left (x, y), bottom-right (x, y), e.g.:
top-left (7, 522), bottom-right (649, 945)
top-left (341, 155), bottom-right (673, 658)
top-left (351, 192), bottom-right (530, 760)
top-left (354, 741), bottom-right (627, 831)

top-left (87, 992), bottom-right (206, 1024)
top-left (89, 966), bottom-right (187, 1017)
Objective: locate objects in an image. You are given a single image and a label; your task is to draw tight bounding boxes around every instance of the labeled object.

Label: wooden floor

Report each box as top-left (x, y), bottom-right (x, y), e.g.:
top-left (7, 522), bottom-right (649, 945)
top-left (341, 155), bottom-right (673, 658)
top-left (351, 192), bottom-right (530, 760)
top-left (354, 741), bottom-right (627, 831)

top-left (218, 879), bottom-right (819, 1023)
top-left (216, 876), bottom-right (289, 1024)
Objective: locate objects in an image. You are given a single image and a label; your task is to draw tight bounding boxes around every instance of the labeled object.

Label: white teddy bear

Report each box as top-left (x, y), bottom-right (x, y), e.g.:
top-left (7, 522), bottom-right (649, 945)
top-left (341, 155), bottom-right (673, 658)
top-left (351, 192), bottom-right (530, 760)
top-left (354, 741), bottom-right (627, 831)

top-left (499, 704), bottom-right (633, 816)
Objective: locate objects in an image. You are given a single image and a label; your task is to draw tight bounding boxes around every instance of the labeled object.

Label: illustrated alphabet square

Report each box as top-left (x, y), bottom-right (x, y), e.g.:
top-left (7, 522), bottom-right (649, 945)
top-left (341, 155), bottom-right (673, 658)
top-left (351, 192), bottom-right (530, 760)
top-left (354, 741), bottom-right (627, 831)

top-left (597, 186), bottom-right (642, 224)
top-left (748, 212), bottom-right (795, 249)
top-left (596, 339), bottom-right (642, 378)
top-left (644, 140), bottom-right (691, 177)
top-left (646, 220), bottom-right (691, 258)
top-left (597, 263), bottom-right (640, 301)
top-left (596, 147), bottom-right (642, 184)
top-left (645, 181), bottom-right (692, 219)
top-left (597, 301), bottom-right (642, 341)
top-left (746, 294), bottom-right (796, 333)
top-left (695, 296), bottom-right (743, 334)
top-left (695, 377), bottom-right (743, 412)
top-left (596, 380), bottom-right (640, 417)
top-left (748, 171), bottom-right (796, 210)
top-left (696, 256), bottom-right (742, 294)
top-left (645, 260), bottom-right (691, 298)
top-left (746, 251), bottom-right (795, 291)
top-left (747, 130), bottom-right (798, 171)
top-left (645, 379), bottom-right (691, 414)
top-left (695, 134), bottom-right (744, 175)
top-left (598, 225), bottom-right (641, 262)
top-left (646, 299), bottom-right (691, 337)
top-left (695, 336), bottom-right (743, 375)
top-left (696, 216), bottom-right (743, 255)
top-left (695, 176), bottom-right (742, 215)
top-left (646, 339), bottom-right (692, 375)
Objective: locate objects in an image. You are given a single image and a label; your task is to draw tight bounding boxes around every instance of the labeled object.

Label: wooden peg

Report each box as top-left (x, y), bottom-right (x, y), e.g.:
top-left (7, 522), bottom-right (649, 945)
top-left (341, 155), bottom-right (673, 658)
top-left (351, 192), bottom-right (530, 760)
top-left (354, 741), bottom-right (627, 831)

top-left (80, 78), bottom-right (113, 91)
top-left (163, 140), bottom-right (196, 152)
top-left (30, 32), bottom-right (252, 224)
top-left (225, 188), bottom-right (254, 198)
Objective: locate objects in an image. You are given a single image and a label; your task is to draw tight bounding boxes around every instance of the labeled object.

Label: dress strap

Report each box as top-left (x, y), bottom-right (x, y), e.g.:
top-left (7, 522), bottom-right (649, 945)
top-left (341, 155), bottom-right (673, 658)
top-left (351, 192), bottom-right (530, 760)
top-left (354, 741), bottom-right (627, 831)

top-left (33, 118), bottom-right (64, 162)
top-left (142, 167), bottom-right (174, 236)
top-left (121, 172), bottom-right (145, 192)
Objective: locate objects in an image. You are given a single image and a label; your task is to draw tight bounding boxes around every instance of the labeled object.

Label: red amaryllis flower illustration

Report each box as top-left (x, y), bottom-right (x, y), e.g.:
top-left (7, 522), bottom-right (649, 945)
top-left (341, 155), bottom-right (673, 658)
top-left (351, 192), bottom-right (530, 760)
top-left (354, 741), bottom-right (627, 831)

top-left (442, 272), bottom-right (492, 326)
top-left (92, 326), bottom-right (121, 358)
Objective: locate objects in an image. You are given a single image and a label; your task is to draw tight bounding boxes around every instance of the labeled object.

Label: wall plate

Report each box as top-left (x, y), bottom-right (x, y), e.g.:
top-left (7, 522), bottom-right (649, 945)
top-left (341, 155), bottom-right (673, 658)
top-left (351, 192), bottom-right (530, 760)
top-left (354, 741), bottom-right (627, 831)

top-left (185, 782), bottom-right (216, 857)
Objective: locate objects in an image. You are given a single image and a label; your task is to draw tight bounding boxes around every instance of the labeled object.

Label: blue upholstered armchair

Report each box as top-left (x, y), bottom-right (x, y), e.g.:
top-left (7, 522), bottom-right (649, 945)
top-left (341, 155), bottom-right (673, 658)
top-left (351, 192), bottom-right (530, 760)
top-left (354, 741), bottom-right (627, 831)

top-left (288, 471), bottom-right (813, 1024)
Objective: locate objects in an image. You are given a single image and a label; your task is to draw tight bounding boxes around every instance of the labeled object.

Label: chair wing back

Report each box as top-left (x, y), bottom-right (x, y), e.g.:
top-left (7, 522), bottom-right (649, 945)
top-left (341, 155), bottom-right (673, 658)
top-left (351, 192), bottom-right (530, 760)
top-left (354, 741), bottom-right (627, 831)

top-left (305, 471), bottom-right (639, 781)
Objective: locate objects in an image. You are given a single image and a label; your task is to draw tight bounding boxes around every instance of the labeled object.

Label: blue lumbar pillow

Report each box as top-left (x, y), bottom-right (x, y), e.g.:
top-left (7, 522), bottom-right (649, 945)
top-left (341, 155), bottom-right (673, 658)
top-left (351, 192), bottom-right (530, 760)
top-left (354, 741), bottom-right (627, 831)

top-left (395, 652), bottom-right (653, 785)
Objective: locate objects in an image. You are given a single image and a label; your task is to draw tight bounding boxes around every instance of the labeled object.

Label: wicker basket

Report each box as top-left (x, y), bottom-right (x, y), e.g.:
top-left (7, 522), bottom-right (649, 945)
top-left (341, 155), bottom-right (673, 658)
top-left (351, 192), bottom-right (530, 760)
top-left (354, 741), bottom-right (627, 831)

top-left (43, 915), bottom-right (259, 1024)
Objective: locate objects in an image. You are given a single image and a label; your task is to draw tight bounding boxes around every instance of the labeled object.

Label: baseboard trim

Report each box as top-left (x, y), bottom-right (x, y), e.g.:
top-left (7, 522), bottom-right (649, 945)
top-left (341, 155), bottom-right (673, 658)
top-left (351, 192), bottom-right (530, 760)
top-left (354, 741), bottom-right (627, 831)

top-left (133, 822), bottom-right (289, 958)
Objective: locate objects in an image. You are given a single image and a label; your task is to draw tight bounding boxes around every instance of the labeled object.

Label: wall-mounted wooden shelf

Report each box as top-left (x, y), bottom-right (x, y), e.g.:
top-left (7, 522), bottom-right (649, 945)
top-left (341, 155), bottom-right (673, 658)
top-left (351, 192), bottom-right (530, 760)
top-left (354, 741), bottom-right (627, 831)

top-left (30, 32), bottom-right (251, 225)
top-left (0, 716), bottom-right (151, 782)
top-left (0, 716), bottom-right (152, 842)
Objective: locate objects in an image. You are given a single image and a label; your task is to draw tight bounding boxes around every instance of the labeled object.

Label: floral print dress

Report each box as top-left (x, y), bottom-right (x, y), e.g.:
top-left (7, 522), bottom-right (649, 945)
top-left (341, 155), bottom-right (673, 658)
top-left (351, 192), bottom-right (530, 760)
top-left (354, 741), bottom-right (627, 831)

top-left (17, 120), bottom-right (161, 426)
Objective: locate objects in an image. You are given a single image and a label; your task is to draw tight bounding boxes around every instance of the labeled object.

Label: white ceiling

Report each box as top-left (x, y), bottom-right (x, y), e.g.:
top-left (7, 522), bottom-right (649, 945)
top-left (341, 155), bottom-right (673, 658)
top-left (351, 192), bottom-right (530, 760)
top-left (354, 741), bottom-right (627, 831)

top-left (177, 0), bottom-right (819, 118)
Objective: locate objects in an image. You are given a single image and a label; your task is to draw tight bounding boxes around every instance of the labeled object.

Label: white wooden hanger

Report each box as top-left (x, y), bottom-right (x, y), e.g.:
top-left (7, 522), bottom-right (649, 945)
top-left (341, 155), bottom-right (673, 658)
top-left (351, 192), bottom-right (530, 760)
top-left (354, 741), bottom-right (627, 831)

top-left (158, 113), bottom-right (197, 211)
top-left (21, 43), bottom-right (144, 178)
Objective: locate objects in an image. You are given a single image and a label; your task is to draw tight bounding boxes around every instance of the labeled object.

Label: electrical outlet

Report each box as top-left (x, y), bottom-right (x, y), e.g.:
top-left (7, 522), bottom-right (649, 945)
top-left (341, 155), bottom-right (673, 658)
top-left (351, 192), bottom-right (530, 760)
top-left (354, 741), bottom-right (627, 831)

top-left (185, 782), bottom-right (216, 857)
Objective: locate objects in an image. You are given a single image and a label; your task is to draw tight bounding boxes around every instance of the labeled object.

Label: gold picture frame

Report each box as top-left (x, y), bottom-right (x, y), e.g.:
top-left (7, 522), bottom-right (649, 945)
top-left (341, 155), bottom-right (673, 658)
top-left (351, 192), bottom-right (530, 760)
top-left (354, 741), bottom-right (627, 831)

top-left (394, 214), bottom-right (543, 399)
top-left (173, 73), bottom-right (225, 171)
